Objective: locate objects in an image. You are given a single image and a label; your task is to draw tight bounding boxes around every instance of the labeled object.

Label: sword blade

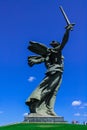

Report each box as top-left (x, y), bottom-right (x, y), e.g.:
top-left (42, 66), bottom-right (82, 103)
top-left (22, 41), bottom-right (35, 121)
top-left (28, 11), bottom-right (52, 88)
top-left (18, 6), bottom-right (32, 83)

top-left (59, 6), bottom-right (70, 25)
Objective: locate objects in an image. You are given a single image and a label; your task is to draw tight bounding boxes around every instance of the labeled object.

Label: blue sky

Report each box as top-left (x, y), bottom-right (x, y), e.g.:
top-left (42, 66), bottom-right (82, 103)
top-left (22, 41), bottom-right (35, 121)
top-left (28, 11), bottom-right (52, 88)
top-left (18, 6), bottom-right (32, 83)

top-left (0, 0), bottom-right (87, 125)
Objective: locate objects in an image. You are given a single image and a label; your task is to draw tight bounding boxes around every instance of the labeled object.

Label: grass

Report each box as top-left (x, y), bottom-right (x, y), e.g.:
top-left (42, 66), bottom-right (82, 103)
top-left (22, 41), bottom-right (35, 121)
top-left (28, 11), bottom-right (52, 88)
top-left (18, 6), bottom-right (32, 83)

top-left (0, 123), bottom-right (87, 130)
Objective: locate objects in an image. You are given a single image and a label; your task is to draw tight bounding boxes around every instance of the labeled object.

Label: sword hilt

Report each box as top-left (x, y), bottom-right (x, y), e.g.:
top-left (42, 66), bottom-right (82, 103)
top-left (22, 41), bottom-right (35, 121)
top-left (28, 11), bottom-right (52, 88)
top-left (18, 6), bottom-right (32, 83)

top-left (65, 23), bottom-right (75, 31)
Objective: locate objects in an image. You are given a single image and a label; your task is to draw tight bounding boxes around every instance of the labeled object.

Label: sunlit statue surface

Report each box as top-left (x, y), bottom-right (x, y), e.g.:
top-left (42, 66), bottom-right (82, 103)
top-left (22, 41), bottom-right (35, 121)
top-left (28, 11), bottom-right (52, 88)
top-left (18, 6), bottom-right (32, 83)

top-left (25, 6), bottom-right (75, 117)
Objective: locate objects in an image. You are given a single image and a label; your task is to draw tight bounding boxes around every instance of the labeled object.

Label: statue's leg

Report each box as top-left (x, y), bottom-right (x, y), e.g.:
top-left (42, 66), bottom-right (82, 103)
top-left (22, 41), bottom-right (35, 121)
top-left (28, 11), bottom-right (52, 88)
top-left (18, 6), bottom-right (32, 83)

top-left (36, 72), bottom-right (62, 116)
top-left (45, 72), bottom-right (62, 116)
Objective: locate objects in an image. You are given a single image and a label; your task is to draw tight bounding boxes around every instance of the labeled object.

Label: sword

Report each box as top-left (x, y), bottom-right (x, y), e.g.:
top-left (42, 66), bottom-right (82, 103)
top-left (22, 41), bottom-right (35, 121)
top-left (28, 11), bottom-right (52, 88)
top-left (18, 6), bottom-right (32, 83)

top-left (59, 6), bottom-right (75, 30)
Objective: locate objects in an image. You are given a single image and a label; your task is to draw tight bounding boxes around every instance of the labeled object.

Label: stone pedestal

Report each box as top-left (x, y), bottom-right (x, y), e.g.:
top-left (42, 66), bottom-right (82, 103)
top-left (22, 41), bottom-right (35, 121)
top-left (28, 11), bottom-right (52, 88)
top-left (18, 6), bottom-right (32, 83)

top-left (24, 113), bottom-right (65, 123)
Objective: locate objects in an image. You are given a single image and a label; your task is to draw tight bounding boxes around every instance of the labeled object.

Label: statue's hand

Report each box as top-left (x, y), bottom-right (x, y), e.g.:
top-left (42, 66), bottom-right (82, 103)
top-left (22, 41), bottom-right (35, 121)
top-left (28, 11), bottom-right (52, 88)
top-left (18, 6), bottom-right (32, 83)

top-left (66, 24), bottom-right (73, 30)
top-left (28, 58), bottom-right (37, 67)
top-left (66, 23), bottom-right (75, 31)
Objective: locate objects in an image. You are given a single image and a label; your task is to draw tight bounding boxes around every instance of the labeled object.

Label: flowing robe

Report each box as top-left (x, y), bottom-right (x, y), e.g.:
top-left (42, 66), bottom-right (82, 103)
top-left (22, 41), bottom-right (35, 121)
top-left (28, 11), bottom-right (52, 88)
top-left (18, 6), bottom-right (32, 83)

top-left (26, 49), bottom-right (64, 116)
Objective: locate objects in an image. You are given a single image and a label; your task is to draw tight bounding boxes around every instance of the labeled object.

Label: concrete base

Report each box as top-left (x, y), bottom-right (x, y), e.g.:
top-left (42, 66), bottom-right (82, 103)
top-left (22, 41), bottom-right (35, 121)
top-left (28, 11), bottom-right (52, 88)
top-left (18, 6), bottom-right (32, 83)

top-left (24, 113), bottom-right (65, 123)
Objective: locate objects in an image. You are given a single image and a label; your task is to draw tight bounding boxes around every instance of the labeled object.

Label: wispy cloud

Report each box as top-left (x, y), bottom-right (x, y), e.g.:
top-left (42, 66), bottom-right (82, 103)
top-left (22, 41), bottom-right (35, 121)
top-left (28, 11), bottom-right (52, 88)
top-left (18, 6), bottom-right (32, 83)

top-left (28, 76), bottom-right (36, 82)
top-left (74, 113), bottom-right (81, 116)
top-left (74, 112), bottom-right (87, 117)
top-left (79, 102), bottom-right (87, 109)
top-left (79, 106), bottom-right (85, 109)
top-left (72, 100), bottom-right (82, 106)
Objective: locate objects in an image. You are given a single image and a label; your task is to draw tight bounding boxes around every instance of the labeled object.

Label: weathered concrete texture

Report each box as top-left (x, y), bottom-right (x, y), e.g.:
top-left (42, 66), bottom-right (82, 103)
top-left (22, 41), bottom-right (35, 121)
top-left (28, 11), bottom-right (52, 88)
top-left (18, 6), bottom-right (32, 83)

top-left (24, 113), bottom-right (65, 123)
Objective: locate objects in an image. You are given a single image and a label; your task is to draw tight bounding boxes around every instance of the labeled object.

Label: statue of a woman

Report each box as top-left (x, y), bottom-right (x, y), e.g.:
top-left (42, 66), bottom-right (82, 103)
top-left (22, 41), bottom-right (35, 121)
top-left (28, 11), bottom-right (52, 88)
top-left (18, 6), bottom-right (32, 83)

top-left (25, 25), bottom-right (72, 116)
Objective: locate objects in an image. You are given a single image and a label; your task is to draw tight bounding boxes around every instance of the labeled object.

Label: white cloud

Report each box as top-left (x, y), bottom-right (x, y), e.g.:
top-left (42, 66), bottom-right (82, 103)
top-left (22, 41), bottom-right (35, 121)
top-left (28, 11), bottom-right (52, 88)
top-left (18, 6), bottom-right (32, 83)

top-left (72, 100), bottom-right (82, 106)
top-left (28, 76), bottom-right (36, 82)
top-left (74, 113), bottom-right (81, 116)
top-left (23, 113), bottom-right (28, 116)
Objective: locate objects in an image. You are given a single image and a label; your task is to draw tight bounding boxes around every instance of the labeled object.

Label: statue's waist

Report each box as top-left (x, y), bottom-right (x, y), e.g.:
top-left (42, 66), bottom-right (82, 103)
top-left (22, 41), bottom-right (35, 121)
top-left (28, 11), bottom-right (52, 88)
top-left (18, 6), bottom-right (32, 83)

top-left (45, 64), bottom-right (64, 75)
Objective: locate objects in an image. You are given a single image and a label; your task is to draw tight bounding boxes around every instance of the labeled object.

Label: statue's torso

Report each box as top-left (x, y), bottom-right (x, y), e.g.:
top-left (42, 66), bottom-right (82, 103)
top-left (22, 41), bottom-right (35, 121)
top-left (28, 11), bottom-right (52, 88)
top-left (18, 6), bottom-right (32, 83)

top-left (45, 49), bottom-right (64, 75)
